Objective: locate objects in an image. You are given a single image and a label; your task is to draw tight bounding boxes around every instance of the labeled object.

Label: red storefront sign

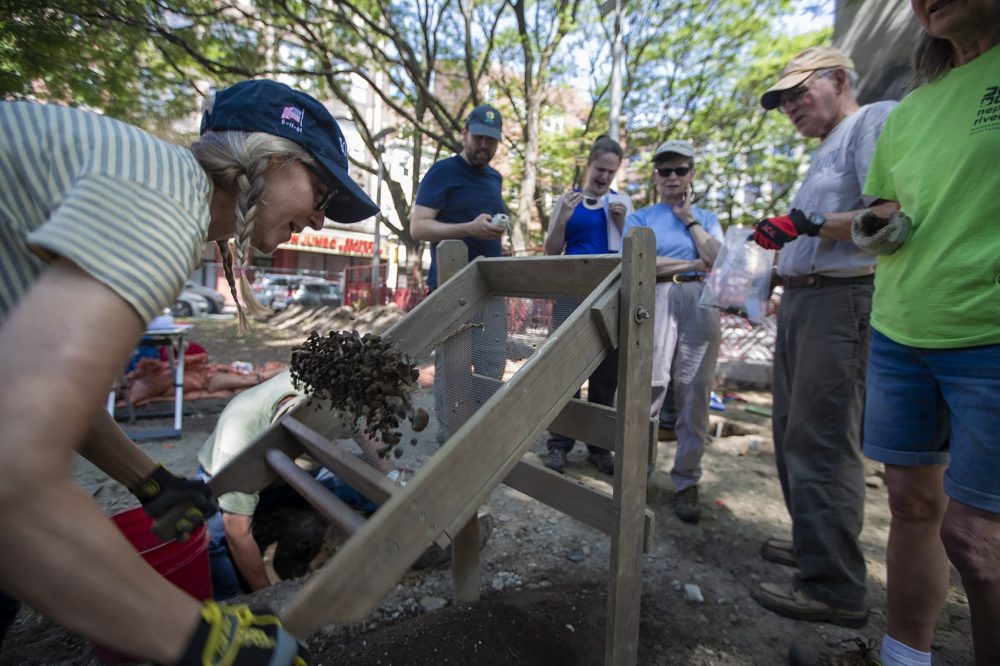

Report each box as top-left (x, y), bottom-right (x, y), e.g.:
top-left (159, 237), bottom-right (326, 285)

top-left (280, 230), bottom-right (390, 258)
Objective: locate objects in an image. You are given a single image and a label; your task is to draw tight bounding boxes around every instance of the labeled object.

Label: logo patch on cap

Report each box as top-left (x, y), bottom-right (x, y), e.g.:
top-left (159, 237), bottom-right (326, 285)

top-left (339, 135), bottom-right (348, 156)
top-left (280, 105), bottom-right (304, 133)
top-left (485, 110), bottom-right (496, 122)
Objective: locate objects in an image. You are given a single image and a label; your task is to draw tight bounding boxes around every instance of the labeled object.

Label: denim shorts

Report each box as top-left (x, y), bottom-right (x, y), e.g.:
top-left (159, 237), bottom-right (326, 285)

top-left (864, 329), bottom-right (1000, 513)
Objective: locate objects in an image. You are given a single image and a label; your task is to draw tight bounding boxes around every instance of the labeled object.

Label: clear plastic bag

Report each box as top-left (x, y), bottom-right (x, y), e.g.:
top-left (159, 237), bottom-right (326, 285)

top-left (699, 225), bottom-right (775, 323)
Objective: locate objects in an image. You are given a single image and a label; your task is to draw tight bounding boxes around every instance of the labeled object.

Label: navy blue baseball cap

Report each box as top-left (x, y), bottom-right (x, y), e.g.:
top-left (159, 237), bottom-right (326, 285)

top-left (465, 104), bottom-right (502, 140)
top-left (201, 80), bottom-right (378, 224)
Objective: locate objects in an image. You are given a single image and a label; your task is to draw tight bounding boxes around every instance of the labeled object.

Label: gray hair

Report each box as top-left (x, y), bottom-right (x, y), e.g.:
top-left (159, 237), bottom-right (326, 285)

top-left (815, 66), bottom-right (859, 92)
top-left (190, 130), bottom-right (319, 332)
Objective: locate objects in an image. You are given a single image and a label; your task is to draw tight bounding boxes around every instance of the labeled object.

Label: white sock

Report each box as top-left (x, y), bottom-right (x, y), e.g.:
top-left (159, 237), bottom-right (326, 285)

top-left (881, 634), bottom-right (932, 666)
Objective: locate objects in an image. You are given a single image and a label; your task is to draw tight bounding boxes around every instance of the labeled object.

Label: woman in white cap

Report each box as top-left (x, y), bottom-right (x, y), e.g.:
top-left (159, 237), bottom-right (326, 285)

top-left (0, 79), bottom-right (377, 665)
top-left (542, 135), bottom-right (633, 475)
top-left (623, 139), bottom-right (723, 524)
top-left (857, 2), bottom-right (1000, 664)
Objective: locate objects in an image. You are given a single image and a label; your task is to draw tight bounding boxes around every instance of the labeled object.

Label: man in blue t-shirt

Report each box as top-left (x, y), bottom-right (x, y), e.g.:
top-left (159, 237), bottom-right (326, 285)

top-left (411, 104), bottom-right (507, 289)
top-left (412, 105), bottom-right (508, 444)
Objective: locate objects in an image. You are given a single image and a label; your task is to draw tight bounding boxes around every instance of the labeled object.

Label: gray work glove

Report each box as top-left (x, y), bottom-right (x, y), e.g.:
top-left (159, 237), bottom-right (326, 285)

top-left (851, 209), bottom-right (912, 255)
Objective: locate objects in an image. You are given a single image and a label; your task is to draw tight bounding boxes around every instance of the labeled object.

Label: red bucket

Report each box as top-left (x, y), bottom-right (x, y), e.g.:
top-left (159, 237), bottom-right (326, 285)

top-left (90, 507), bottom-right (212, 664)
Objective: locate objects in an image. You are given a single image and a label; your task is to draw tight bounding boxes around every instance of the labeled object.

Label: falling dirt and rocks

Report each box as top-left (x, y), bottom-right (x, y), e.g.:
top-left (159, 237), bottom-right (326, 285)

top-left (290, 330), bottom-right (428, 459)
top-left (0, 312), bottom-right (975, 665)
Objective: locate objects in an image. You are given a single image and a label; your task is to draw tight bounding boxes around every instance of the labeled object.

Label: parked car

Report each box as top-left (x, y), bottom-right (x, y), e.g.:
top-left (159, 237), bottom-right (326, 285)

top-left (169, 288), bottom-right (211, 318)
top-left (273, 279), bottom-right (343, 310)
top-left (253, 273), bottom-right (302, 308)
top-left (183, 280), bottom-right (226, 314)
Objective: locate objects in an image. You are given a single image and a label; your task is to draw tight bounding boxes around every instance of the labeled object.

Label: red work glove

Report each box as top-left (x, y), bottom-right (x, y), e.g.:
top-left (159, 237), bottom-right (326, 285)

top-left (751, 209), bottom-right (812, 250)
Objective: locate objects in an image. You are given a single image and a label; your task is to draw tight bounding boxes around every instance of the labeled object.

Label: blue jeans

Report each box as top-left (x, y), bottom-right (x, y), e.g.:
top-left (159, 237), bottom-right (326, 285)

top-left (197, 467), bottom-right (377, 600)
top-left (865, 329), bottom-right (1000, 513)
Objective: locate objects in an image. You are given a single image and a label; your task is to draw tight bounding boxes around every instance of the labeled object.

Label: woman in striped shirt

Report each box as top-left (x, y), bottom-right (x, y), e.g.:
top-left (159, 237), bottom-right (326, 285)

top-left (0, 80), bottom-right (376, 665)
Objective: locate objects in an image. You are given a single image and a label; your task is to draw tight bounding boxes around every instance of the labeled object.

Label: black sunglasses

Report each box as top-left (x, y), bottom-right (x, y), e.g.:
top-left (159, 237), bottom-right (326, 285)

top-left (304, 163), bottom-right (339, 212)
top-left (655, 166), bottom-right (691, 177)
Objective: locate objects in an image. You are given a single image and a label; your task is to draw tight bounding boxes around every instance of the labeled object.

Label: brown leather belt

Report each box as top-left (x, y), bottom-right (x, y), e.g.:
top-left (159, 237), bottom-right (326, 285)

top-left (782, 274), bottom-right (874, 289)
top-left (671, 273), bottom-right (705, 284)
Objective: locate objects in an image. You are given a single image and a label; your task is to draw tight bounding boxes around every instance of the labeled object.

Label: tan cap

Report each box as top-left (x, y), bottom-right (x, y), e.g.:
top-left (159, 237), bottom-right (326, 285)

top-left (652, 139), bottom-right (695, 162)
top-left (760, 46), bottom-right (855, 110)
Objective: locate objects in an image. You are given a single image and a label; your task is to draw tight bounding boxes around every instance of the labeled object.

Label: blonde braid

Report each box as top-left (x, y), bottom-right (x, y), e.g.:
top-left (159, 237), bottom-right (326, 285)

top-left (217, 240), bottom-right (241, 316)
top-left (191, 130), bottom-right (320, 333)
top-left (232, 159), bottom-right (270, 332)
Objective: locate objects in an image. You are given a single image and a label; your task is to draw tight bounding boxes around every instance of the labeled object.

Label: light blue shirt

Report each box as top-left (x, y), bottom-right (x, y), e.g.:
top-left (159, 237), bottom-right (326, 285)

top-left (623, 203), bottom-right (723, 261)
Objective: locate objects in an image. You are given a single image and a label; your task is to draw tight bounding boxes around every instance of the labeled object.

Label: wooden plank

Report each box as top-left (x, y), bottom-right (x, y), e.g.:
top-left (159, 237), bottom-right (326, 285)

top-left (549, 399), bottom-right (617, 451)
top-left (280, 417), bottom-right (396, 504)
top-left (282, 264), bottom-right (624, 634)
top-left (380, 250), bottom-right (490, 361)
top-left (590, 286), bottom-right (619, 351)
top-left (451, 514), bottom-right (481, 604)
top-left (436, 240), bottom-right (481, 604)
top-left (478, 255), bottom-right (620, 299)
top-left (503, 460), bottom-right (656, 554)
top-left (605, 227), bottom-right (656, 666)
top-left (265, 449), bottom-right (366, 536)
top-left (505, 460), bottom-right (612, 533)
top-left (208, 393), bottom-right (377, 497)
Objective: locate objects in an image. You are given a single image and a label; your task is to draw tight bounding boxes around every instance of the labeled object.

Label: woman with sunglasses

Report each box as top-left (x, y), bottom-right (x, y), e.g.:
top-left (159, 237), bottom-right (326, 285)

top-left (623, 139), bottom-right (723, 524)
top-left (0, 79), bottom-right (376, 664)
top-left (542, 135), bottom-right (633, 475)
top-left (858, 2), bottom-right (1000, 663)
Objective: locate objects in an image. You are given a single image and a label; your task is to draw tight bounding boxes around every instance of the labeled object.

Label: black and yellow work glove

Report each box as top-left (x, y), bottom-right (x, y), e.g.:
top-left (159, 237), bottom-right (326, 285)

top-left (174, 601), bottom-right (308, 666)
top-left (129, 465), bottom-right (218, 543)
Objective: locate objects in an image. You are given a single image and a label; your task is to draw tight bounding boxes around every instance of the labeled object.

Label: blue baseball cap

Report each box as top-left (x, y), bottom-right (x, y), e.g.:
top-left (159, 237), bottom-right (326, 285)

top-left (200, 80), bottom-right (378, 224)
top-left (465, 104), bottom-right (502, 140)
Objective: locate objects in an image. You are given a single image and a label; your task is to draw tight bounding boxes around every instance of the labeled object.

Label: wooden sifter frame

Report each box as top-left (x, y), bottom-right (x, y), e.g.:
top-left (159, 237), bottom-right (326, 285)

top-left (208, 227), bottom-right (657, 666)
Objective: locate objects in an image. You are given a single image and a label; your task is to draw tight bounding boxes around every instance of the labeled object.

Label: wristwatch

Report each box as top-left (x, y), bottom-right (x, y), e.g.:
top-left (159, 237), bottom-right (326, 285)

top-left (807, 212), bottom-right (826, 236)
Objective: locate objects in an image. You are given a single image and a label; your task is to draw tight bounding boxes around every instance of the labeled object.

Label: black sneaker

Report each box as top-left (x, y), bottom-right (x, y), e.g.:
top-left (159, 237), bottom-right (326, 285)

top-left (674, 485), bottom-right (700, 524)
top-left (586, 451), bottom-right (615, 475)
top-left (543, 448), bottom-right (567, 473)
top-left (176, 601), bottom-right (308, 665)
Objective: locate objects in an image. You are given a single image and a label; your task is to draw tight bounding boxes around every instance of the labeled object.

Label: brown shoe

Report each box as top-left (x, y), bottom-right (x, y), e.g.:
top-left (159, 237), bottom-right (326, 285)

top-left (760, 537), bottom-right (796, 567)
top-left (673, 485), bottom-right (700, 523)
top-left (750, 582), bottom-right (867, 628)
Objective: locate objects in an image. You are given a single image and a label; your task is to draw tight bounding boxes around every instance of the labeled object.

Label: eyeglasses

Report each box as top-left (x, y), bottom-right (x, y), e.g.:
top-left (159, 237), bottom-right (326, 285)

top-left (655, 167), bottom-right (691, 177)
top-left (305, 163), bottom-right (339, 212)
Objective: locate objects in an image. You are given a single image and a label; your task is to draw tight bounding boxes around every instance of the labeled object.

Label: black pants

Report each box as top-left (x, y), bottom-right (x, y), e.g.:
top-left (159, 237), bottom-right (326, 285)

top-left (547, 349), bottom-right (619, 454)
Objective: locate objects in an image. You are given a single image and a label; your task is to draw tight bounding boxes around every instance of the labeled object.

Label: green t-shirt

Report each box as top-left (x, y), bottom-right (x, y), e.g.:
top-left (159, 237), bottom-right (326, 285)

top-left (863, 43), bottom-right (1000, 348)
top-left (197, 371), bottom-right (304, 515)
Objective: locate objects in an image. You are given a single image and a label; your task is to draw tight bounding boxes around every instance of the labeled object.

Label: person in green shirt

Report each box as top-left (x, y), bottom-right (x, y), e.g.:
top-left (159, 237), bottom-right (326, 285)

top-left (858, 2), bottom-right (1000, 664)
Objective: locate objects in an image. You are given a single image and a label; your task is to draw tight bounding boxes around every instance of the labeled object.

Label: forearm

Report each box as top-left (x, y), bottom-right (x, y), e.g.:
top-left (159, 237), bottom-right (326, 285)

top-left (688, 224), bottom-right (721, 265)
top-left (79, 411), bottom-right (158, 488)
top-left (543, 213), bottom-right (570, 255)
top-left (0, 260), bottom-right (200, 662)
top-left (816, 201), bottom-right (900, 243)
top-left (655, 257), bottom-right (706, 280)
top-left (410, 217), bottom-right (472, 242)
top-left (223, 514), bottom-right (271, 591)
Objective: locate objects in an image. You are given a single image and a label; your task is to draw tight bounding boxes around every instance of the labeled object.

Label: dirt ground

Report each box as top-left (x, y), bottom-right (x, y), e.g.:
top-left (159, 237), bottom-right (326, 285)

top-left (0, 313), bottom-right (975, 665)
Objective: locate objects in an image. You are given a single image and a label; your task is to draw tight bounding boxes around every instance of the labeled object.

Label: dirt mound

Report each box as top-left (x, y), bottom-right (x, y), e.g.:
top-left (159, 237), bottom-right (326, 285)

top-left (264, 304), bottom-right (406, 337)
top-left (312, 584), bottom-right (607, 666)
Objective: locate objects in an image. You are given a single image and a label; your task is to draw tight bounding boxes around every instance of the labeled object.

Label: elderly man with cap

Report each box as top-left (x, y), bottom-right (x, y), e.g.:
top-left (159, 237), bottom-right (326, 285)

top-left (624, 139), bottom-right (723, 524)
top-left (748, 46), bottom-right (896, 628)
top-left (411, 104), bottom-right (508, 443)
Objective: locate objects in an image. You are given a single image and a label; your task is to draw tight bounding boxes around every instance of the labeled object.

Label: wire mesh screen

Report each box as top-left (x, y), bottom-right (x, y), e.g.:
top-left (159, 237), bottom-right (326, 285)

top-left (422, 295), bottom-right (582, 446)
